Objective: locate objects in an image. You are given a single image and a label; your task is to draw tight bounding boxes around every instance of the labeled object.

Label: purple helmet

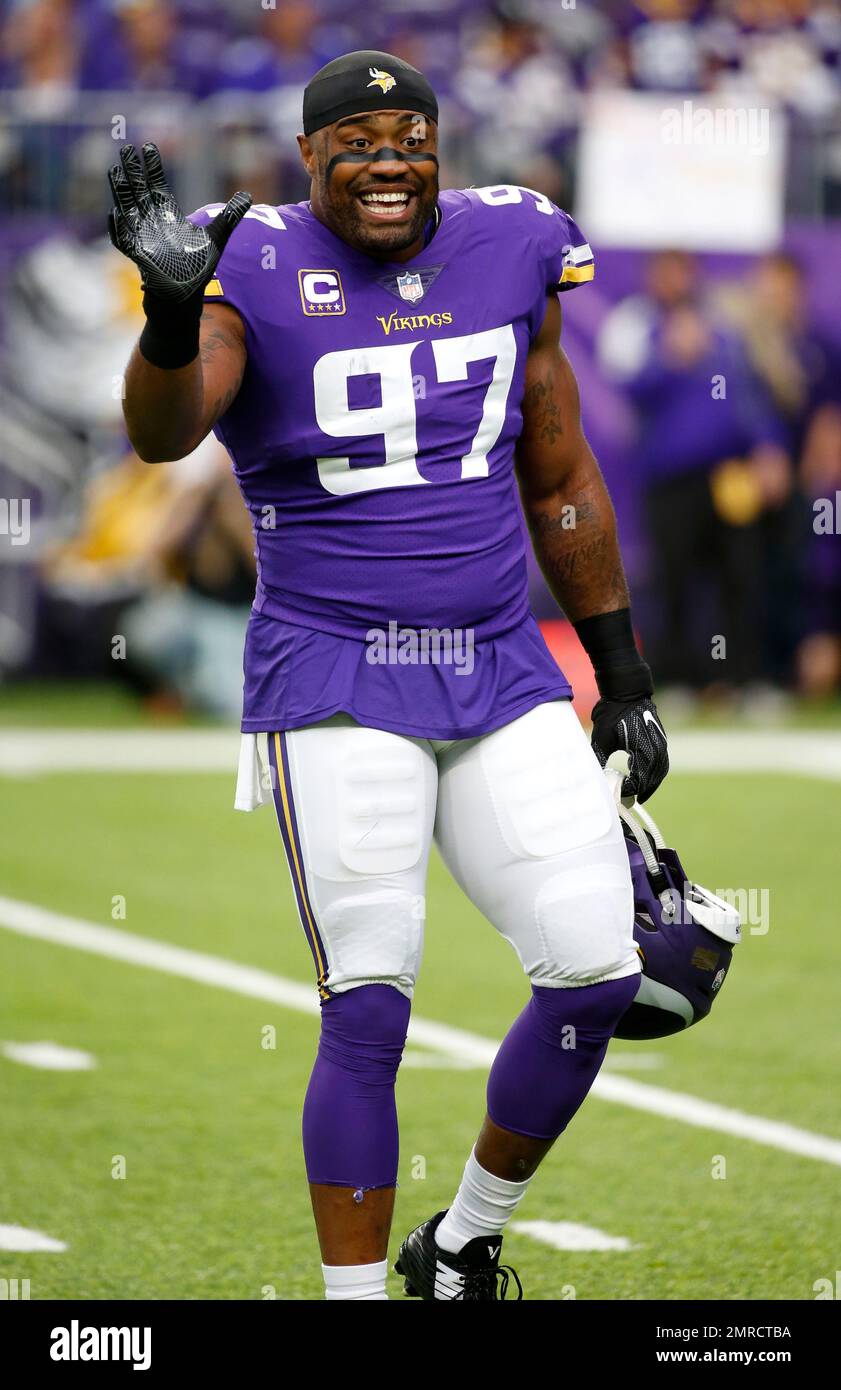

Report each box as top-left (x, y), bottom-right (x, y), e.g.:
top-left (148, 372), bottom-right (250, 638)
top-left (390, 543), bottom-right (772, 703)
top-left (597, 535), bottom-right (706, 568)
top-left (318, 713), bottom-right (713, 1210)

top-left (614, 800), bottom-right (741, 1041)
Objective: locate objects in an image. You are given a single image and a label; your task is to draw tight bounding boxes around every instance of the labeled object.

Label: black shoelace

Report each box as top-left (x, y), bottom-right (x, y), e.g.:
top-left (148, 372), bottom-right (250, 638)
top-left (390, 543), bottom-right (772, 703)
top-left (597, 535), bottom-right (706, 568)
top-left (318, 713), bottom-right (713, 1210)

top-left (458, 1263), bottom-right (523, 1301)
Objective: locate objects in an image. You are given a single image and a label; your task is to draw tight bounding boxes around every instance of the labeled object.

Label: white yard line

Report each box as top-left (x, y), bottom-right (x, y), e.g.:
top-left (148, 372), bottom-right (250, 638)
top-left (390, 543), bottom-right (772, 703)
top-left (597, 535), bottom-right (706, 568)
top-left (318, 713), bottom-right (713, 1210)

top-left (1, 1041), bottom-right (96, 1071)
top-left (1, 728), bottom-right (841, 779)
top-left (0, 1225), bottom-right (67, 1252)
top-left (2, 894), bottom-right (841, 1169)
top-left (511, 1221), bottom-right (636, 1252)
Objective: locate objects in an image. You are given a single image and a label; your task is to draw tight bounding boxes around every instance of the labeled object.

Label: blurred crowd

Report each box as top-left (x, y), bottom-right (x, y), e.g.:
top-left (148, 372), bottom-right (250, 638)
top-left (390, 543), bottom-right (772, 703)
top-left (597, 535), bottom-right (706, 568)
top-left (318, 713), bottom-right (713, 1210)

top-left (596, 247), bottom-right (841, 705)
top-left (2, 0), bottom-right (841, 213)
top-left (4, 0), bottom-right (840, 114)
top-left (0, 0), bottom-right (839, 717)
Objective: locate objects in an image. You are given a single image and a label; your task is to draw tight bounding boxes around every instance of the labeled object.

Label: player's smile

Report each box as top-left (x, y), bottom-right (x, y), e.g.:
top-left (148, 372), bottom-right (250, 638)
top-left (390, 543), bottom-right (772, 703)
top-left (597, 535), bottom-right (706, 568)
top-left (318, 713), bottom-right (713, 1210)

top-left (354, 181), bottom-right (418, 223)
top-left (357, 187), bottom-right (414, 218)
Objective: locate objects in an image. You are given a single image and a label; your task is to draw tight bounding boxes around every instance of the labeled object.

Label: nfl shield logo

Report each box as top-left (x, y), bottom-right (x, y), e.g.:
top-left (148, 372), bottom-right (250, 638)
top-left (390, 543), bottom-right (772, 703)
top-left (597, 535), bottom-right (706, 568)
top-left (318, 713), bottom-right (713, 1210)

top-left (397, 272), bottom-right (424, 303)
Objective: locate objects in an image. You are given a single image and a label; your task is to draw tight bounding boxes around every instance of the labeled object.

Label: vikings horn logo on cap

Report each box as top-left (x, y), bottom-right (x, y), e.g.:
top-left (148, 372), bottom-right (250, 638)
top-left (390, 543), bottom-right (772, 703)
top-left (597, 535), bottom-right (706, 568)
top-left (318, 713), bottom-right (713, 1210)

top-left (303, 50), bottom-right (438, 136)
top-left (367, 67), bottom-right (396, 94)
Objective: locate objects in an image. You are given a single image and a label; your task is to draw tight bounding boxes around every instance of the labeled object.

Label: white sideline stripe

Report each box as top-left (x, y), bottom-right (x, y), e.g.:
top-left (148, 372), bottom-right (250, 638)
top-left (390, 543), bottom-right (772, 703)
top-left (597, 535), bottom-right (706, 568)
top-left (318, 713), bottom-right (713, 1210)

top-left (511, 1221), bottom-right (636, 1252)
top-left (0, 729), bottom-right (242, 775)
top-left (0, 1224), bottom-right (67, 1252)
top-left (603, 1051), bottom-right (665, 1071)
top-left (666, 730), bottom-right (841, 782)
top-left (402, 1050), bottom-right (485, 1070)
top-left (0, 894), bottom-right (320, 1016)
top-left (593, 1073), bottom-right (841, 1167)
top-left (401, 1048), bottom-right (664, 1072)
top-left (1, 1040), bottom-right (96, 1071)
top-left (2, 894), bottom-right (841, 1169)
top-left (2, 728), bottom-right (841, 780)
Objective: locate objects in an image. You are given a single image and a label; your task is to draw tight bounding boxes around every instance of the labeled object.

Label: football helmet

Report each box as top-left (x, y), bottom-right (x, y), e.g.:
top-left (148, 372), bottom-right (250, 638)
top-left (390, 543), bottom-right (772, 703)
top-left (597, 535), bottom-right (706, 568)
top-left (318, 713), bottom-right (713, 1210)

top-left (614, 796), bottom-right (741, 1040)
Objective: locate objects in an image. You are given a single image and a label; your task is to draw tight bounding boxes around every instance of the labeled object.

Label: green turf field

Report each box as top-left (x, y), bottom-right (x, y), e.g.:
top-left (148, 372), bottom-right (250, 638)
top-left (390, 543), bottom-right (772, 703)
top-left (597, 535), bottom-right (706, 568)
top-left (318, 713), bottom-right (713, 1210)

top-left (1, 697), bottom-right (840, 1300)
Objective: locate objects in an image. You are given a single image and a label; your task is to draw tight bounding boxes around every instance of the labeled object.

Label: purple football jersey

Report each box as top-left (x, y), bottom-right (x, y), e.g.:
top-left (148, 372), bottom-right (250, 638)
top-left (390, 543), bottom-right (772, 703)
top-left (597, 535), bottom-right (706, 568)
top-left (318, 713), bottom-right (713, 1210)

top-left (190, 186), bottom-right (595, 738)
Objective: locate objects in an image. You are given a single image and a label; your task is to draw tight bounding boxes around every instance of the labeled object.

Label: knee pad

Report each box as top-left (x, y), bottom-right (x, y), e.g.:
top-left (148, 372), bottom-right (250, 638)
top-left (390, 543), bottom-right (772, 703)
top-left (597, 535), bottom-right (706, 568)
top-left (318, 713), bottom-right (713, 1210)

top-left (318, 983), bottom-right (411, 1084)
top-left (531, 862), bottom-right (637, 986)
top-left (320, 889), bottom-right (424, 994)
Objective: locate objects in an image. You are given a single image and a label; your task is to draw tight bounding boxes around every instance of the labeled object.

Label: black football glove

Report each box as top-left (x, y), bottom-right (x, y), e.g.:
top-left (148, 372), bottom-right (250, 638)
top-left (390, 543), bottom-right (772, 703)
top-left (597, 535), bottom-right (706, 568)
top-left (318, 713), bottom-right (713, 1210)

top-left (590, 694), bottom-right (669, 804)
top-left (107, 142), bottom-right (251, 369)
top-left (107, 142), bottom-right (251, 303)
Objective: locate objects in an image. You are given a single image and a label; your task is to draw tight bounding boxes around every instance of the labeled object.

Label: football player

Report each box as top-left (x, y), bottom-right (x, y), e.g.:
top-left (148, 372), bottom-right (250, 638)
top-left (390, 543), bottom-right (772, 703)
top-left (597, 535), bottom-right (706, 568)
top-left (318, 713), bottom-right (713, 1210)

top-left (109, 50), bottom-right (669, 1301)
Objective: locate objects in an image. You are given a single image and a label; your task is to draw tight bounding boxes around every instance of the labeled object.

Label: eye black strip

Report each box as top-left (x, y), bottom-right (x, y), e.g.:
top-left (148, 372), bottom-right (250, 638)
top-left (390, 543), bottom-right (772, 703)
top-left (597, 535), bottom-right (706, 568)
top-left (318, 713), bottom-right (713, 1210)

top-left (326, 148), bottom-right (439, 178)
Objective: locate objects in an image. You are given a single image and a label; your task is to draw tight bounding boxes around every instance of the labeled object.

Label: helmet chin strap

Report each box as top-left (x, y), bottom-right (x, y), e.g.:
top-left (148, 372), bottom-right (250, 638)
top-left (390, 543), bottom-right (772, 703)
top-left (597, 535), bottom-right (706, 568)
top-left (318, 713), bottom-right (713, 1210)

top-left (614, 795), bottom-right (678, 922)
top-left (631, 797), bottom-right (666, 848)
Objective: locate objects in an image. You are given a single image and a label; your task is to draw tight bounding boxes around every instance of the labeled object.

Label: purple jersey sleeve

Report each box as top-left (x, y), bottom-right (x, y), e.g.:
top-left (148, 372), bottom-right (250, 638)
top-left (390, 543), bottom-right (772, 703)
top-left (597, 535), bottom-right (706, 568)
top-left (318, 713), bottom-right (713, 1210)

top-left (468, 186), bottom-right (594, 296)
top-left (539, 203), bottom-right (595, 294)
top-left (188, 202), bottom-right (287, 321)
top-left (465, 186), bottom-right (594, 344)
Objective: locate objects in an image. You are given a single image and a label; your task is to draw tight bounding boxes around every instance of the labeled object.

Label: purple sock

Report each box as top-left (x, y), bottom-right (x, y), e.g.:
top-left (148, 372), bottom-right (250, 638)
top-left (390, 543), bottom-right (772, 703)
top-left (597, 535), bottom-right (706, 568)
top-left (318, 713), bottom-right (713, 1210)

top-left (487, 975), bottom-right (641, 1141)
top-left (303, 983), bottom-right (410, 1189)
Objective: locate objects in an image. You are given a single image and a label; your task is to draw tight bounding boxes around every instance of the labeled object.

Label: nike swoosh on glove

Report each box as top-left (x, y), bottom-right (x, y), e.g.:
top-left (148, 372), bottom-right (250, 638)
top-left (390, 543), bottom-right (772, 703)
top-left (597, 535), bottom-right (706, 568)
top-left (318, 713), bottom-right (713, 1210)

top-left (590, 696), bottom-right (669, 804)
top-left (107, 142), bottom-right (251, 302)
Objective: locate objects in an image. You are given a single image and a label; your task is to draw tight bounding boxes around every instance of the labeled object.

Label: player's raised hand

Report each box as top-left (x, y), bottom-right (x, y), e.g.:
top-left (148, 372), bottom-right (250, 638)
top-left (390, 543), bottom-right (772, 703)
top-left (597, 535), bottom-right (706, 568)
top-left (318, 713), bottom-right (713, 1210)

top-left (107, 142), bottom-right (252, 303)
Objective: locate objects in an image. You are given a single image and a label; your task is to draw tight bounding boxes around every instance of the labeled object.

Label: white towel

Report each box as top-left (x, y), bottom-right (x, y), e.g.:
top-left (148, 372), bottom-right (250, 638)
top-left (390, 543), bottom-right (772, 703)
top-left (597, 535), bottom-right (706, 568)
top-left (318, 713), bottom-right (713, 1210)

top-left (234, 732), bottom-right (270, 812)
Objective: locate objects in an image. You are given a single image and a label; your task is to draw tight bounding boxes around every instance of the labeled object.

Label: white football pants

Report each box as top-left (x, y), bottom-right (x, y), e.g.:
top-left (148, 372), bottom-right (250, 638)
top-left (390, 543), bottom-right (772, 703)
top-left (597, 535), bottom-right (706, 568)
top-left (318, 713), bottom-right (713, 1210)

top-left (267, 699), bottom-right (639, 999)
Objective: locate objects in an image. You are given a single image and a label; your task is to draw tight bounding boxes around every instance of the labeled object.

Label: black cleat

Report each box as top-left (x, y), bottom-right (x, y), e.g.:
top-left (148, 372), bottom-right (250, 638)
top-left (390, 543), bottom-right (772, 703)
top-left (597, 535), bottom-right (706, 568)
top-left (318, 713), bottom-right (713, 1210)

top-left (395, 1210), bottom-right (523, 1300)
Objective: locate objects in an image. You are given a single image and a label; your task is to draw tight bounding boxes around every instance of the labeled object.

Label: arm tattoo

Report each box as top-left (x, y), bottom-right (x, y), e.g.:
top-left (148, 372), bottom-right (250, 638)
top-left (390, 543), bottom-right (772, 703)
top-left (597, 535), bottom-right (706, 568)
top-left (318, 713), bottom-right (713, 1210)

top-left (526, 478), bottom-right (630, 621)
top-left (530, 495), bottom-right (599, 537)
top-left (200, 310), bottom-right (245, 423)
top-left (522, 374), bottom-right (564, 447)
top-left (200, 323), bottom-right (238, 366)
top-left (208, 382), bottom-right (240, 421)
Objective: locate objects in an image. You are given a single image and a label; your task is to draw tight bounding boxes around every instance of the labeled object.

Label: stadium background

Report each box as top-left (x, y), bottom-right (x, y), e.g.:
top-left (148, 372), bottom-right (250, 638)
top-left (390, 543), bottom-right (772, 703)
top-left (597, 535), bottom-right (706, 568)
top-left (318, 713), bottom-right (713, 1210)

top-left (1, 0), bottom-right (840, 1303)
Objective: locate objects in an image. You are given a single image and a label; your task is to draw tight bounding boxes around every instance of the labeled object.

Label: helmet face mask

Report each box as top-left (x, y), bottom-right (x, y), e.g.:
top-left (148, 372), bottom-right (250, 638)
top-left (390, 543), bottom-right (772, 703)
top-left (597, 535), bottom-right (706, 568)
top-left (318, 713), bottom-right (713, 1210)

top-left (614, 802), bottom-right (742, 1041)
